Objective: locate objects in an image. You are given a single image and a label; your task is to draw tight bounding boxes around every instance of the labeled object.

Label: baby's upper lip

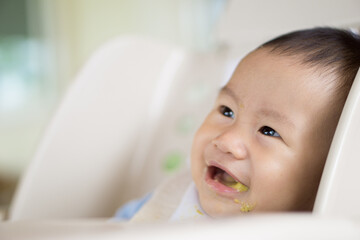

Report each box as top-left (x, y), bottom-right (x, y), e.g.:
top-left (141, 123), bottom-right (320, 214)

top-left (207, 160), bottom-right (250, 188)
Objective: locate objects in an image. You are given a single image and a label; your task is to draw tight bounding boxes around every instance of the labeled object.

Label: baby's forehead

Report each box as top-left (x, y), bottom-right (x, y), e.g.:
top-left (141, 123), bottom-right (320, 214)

top-left (232, 48), bottom-right (338, 92)
top-left (256, 47), bottom-right (339, 79)
top-left (243, 48), bottom-right (319, 70)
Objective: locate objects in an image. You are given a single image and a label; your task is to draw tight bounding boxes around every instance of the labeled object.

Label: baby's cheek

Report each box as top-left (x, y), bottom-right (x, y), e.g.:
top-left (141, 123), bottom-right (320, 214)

top-left (253, 168), bottom-right (299, 210)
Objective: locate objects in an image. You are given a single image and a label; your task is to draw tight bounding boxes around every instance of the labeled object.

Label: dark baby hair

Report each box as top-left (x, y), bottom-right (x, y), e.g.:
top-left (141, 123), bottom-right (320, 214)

top-left (260, 27), bottom-right (360, 105)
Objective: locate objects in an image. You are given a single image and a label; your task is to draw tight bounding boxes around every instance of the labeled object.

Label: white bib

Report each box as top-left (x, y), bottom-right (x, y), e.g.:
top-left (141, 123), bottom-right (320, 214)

top-left (170, 182), bottom-right (209, 221)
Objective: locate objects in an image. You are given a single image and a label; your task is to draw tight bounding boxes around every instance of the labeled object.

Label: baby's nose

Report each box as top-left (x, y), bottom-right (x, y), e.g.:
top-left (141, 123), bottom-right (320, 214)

top-left (212, 130), bottom-right (248, 160)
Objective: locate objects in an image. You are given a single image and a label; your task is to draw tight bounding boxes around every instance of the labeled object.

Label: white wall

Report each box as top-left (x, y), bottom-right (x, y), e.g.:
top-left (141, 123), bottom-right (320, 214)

top-left (216, 0), bottom-right (360, 57)
top-left (49, 0), bottom-right (226, 89)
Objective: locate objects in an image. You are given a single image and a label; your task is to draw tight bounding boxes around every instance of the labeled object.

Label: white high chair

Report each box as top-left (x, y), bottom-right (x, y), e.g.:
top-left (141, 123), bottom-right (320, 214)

top-left (2, 0), bottom-right (360, 239)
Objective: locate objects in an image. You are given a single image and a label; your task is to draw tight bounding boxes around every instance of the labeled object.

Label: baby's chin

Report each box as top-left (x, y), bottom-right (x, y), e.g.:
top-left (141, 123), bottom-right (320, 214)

top-left (199, 190), bottom-right (315, 216)
top-left (199, 193), bottom-right (256, 217)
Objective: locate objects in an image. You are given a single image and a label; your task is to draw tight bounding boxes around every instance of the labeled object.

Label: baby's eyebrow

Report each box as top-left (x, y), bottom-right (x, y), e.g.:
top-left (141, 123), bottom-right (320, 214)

top-left (219, 86), bottom-right (240, 102)
top-left (258, 109), bottom-right (295, 129)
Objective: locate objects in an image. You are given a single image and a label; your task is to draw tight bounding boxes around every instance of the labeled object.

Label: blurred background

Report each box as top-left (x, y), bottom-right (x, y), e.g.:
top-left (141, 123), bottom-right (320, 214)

top-left (0, 0), bottom-right (227, 213)
top-left (0, 0), bottom-right (359, 215)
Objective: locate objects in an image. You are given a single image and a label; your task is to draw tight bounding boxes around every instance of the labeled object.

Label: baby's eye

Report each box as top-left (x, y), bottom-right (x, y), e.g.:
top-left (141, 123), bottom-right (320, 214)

top-left (259, 126), bottom-right (281, 138)
top-left (219, 105), bottom-right (234, 119)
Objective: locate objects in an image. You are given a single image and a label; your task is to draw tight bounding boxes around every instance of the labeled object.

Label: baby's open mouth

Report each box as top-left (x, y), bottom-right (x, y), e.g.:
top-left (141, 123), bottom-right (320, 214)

top-left (208, 166), bottom-right (249, 192)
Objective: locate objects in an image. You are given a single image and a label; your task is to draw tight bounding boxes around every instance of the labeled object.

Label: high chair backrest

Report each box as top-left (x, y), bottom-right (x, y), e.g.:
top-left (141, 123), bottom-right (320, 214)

top-left (314, 68), bottom-right (360, 217)
top-left (8, 37), bottom-right (186, 220)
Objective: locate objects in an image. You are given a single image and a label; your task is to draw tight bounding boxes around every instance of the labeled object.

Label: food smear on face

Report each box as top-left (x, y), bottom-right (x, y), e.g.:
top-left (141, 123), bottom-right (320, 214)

top-left (233, 198), bottom-right (256, 212)
top-left (224, 181), bottom-right (248, 192)
top-left (240, 202), bottom-right (255, 212)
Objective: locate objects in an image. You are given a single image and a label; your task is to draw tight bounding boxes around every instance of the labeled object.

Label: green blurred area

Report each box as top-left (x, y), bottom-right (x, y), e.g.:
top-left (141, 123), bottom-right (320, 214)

top-left (0, 0), bottom-right (28, 37)
top-left (0, 0), bottom-right (47, 211)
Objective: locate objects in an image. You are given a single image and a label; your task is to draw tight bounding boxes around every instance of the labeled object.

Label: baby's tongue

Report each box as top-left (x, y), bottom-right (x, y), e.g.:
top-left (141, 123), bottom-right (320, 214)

top-left (216, 170), bottom-right (249, 192)
top-left (219, 171), bottom-right (237, 184)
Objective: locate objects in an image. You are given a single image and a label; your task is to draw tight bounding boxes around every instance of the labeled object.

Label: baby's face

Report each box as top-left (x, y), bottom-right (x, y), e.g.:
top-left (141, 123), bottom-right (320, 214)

top-left (191, 48), bottom-right (340, 217)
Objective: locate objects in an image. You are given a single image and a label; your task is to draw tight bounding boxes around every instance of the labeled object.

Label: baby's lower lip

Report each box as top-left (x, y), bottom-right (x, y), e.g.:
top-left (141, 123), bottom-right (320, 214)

top-left (204, 166), bottom-right (248, 195)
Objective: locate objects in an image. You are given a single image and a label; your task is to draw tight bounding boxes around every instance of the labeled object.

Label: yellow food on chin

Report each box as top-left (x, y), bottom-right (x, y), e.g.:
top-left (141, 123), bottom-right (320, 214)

top-left (233, 199), bottom-right (256, 212)
top-left (224, 181), bottom-right (249, 192)
top-left (240, 202), bottom-right (255, 212)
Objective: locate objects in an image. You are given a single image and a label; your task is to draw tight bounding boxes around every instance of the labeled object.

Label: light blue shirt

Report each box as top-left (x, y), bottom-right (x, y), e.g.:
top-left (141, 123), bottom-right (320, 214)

top-left (114, 193), bottom-right (152, 221)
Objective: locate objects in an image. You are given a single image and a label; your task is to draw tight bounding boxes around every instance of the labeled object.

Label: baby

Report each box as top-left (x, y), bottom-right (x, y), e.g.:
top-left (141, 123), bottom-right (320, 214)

top-left (116, 27), bottom-right (360, 221)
